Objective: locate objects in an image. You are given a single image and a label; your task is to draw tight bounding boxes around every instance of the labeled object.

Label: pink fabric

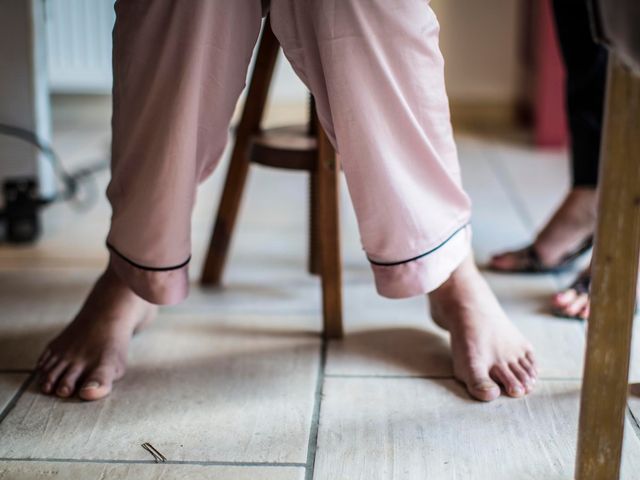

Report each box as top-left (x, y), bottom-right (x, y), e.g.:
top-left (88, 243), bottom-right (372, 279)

top-left (371, 225), bottom-right (471, 299)
top-left (106, 0), bottom-right (472, 305)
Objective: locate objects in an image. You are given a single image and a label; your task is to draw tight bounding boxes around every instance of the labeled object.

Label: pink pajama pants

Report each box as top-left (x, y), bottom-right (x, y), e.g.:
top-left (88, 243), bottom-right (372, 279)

top-left (106, 0), bottom-right (472, 305)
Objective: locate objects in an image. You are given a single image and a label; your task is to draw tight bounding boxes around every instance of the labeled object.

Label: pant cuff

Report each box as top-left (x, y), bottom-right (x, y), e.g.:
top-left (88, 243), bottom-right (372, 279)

top-left (107, 243), bottom-right (190, 305)
top-left (369, 224), bottom-right (472, 299)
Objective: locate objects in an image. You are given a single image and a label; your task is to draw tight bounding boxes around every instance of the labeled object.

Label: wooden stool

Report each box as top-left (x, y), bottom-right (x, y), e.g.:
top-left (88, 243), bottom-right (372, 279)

top-left (575, 2), bottom-right (640, 476)
top-left (200, 19), bottom-right (344, 339)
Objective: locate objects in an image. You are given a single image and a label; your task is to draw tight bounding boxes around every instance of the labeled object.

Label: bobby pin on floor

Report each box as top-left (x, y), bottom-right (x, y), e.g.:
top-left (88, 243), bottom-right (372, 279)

top-left (1, 96), bottom-right (640, 480)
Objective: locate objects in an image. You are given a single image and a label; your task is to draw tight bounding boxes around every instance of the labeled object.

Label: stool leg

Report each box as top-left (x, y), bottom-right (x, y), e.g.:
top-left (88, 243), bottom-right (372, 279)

top-left (201, 20), bottom-right (280, 285)
top-left (308, 172), bottom-right (322, 275)
top-left (307, 95), bottom-right (321, 276)
top-left (576, 56), bottom-right (640, 479)
top-left (316, 124), bottom-right (343, 339)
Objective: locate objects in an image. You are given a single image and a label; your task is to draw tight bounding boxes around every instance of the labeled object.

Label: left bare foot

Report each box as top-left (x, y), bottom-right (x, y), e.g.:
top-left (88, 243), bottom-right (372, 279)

top-left (429, 254), bottom-right (538, 401)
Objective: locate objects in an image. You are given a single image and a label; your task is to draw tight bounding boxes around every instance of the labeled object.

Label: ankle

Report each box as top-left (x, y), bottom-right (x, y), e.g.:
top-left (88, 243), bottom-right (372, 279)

top-left (532, 189), bottom-right (597, 264)
top-left (428, 256), bottom-right (479, 326)
top-left (431, 255), bottom-right (477, 296)
top-left (81, 264), bottom-right (151, 321)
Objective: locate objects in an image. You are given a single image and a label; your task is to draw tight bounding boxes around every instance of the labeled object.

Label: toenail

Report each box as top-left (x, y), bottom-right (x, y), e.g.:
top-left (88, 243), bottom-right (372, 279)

top-left (58, 387), bottom-right (69, 396)
top-left (511, 386), bottom-right (525, 396)
top-left (474, 382), bottom-right (497, 392)
top-left (81, 381), bottom-right (100, 390)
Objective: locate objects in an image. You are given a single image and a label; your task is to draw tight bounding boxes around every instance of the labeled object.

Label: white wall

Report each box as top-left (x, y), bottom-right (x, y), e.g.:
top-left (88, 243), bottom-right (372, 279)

top-left (245, 1), bottom-right (527, 106)
top-left (45, 0), bottom-right (524, 106)
top-left (432, 0), bottom-right (525, 104)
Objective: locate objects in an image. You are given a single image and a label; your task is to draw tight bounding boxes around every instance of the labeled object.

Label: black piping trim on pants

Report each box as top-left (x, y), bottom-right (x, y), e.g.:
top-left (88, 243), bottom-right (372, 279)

top-left (367, 222), bottom-right (470, 267)
top-left (106, 242), bottom-right (191, 272)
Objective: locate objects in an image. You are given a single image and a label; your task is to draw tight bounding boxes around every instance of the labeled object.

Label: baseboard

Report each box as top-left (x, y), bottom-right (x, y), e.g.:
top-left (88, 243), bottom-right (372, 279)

top-left (449, 100), bottom-right (523, 132)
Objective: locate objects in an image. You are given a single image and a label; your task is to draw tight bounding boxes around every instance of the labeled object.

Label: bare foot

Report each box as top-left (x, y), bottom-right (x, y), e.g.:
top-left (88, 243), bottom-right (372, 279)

top-left (490, 188), bottom-right (596, 271)
top-left (429, 255), bottom-right (538, 401)
top-left (36, 264), bottom-right (156, 401)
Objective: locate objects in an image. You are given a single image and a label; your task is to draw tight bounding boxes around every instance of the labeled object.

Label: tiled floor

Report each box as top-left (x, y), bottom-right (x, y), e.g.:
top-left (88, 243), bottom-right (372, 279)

top-left (1, 96), bottom-right (639, 479)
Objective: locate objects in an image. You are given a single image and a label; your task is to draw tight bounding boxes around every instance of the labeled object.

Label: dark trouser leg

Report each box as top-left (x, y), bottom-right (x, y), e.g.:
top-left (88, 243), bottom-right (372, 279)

top-left (552, 0), bottom-right (608, 187)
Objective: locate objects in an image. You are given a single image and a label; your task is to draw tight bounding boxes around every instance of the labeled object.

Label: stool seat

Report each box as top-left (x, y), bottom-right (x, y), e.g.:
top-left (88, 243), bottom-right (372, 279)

top-left (250, 125), bottom-right (317, 171)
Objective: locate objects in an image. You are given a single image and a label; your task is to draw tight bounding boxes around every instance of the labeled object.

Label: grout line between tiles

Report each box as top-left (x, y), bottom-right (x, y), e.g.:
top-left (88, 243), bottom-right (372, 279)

top-left (0, 457), bottom-right (305, 468)
top-left (482, 147), bottom-right (536, 235)
top-left (0, 372), bottom-right (35, 426)
top-left (304, 338), bottom-right (327, 480)
top-left (325, 373), bottom-right (452, 380)
top-left (323, 373), bottom-right (583, 381)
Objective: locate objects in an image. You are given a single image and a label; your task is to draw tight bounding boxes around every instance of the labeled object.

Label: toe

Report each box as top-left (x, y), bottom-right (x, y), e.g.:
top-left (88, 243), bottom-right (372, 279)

top-left (56, 364), bottom-right (85, 398)
top-left (41, 354), bottom-right (60, 373)
top-left (578, 302), bottom-right (590, 320)
top-left (79, 365), bottom-right (117, 401)
top-left (509, 361), bottom-right (534, 393)
top-left (489, 253), bottom-right (518, 271)
top-left (40, 359), bottom-right (69, 394)
top-left (491, 364), bottom-right (525, 398)
top-left (564, 293), bottom-right (589, 317)
top-left (519, 357), bottom-right (537, 380)
top-left (36, 349), bottom-right (51, 369)
top-left (552, 289), bottom-right (577, 309)
top-left (488, 254), bottom-right (508, 270)
top-left (525, 350), bottom-right (538, 374)
top-left (464, 367), bottom-right (501, 402)
top-left (468, 378), bottom-right (501, 402)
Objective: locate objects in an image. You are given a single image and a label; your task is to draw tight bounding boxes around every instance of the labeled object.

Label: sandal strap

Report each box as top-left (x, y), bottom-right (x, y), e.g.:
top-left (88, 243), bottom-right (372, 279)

top-left (525, 235), bottom-right (594, 273)
top-left (523, 245), bottom-right (546, 272)
top-left (569, 272), bottom-right (591, 295)
top-left (491, 235), bottom-right (594, 274)
top-left (557, 235), bottom-right (594, 268)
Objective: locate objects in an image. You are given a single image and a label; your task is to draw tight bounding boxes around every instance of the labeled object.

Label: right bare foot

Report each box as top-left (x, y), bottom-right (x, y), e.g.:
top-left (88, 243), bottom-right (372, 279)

top-left (429, 255), bottom-right (538, 402)
top-left (36, 265), bottom-right (156, 401)
top-left (490, 188), bottom-right (597, 271)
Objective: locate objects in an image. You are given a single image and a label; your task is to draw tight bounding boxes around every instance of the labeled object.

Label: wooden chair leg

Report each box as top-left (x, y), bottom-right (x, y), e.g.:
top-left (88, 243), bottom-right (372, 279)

top-left (316, 123), bottom-right (343, 339)
top-left (575, 56), bottom-right (640, 479)
top-left (201, 20), bottom-right (280, 285)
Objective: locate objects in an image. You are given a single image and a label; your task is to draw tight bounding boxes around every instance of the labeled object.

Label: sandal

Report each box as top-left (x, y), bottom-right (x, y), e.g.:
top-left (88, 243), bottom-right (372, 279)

top-left (490, 235), bottom-right (593, 274)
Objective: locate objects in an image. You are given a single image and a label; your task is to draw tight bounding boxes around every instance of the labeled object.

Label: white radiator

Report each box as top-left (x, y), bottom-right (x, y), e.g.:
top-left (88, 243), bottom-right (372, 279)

top-left (43, 0), bottom-right (306, 99)
top-left (45, 0), bottom-right (115, 93)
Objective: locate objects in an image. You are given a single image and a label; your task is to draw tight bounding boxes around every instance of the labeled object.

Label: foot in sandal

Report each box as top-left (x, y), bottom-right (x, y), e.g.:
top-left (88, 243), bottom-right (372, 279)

top-left (552, 267), bottom-right (592, 320)
top-left (552, 266), bottom-right (640, 320)
top-left (489, 188), bottom-right (597, 272)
